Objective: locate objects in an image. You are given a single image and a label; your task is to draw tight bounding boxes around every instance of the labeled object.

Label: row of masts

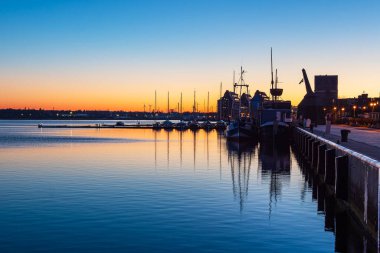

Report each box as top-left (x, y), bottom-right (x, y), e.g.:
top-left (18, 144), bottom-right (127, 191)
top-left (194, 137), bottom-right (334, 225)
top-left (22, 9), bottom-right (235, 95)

top-left (149, 90), bottom-right (213, 114)
top-left (147, 48), bottom-right (281, 113)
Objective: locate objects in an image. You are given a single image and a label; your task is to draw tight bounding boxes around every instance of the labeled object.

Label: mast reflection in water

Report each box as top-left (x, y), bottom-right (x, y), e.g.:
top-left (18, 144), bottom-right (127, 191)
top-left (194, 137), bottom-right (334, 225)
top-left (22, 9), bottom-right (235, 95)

top-left (226, 140), bottom-right (256, 212)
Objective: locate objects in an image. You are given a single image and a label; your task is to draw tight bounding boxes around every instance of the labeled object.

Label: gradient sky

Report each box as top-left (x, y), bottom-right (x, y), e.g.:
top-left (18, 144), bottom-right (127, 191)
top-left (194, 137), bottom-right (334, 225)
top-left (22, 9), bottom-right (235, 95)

top-left (1, 0), bottom-right (379, 111)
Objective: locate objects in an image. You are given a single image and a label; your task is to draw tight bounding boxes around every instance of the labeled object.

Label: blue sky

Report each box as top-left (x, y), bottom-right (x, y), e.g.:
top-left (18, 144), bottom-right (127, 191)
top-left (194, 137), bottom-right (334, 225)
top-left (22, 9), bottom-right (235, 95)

top-left (0, 0), bottom-right (379, 110)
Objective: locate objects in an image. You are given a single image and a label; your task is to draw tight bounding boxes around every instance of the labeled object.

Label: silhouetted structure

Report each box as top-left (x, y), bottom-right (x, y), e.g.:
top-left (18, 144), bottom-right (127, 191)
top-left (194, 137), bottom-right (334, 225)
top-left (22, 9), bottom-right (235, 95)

top-left (297, 69), bottom-right (338, 124)
top-left (217, 90), bottom-right (239, 120)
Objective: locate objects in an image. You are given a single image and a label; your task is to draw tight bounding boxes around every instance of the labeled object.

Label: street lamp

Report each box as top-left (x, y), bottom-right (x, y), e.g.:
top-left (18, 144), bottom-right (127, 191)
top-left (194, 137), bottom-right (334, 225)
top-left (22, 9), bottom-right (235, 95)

top-left (353, 105), bottom-right (357, 118)
top-left (370, 102), bottom-right (375, 113)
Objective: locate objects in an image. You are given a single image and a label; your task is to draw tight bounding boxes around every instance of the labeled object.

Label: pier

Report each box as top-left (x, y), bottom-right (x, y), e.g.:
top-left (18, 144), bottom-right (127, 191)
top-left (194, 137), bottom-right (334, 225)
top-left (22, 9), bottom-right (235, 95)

top-left (37, 121), bottom-right (227, 131)
top-left (293, 127), bottom-right (380, 249)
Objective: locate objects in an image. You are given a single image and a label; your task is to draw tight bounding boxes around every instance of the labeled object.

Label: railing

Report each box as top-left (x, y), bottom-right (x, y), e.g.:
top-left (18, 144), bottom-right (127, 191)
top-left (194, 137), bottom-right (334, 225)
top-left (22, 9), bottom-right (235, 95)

top-left (297, 127), bottom-right (380, 168)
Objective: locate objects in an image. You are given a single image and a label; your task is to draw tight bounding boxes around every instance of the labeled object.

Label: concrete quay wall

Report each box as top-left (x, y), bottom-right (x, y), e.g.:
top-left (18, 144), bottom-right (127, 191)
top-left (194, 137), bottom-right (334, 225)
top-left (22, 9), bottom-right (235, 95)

top-left (293, 127), bottom-right (380, 248)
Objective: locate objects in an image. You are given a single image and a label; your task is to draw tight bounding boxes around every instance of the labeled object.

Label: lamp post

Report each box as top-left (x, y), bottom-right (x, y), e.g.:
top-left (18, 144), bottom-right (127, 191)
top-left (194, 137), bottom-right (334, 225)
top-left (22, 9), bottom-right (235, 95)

top-left (370, 102), bottom-right (375, 113)
top-left (353, 105), bottom-right (357, 118)
top-left (333, 106), bottom-right (337, 121)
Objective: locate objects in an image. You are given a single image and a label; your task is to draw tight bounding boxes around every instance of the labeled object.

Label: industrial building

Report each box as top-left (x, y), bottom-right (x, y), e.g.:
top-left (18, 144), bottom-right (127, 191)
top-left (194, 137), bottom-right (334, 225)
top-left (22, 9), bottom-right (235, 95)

top-left (297, 69), bottom-right (338, 124)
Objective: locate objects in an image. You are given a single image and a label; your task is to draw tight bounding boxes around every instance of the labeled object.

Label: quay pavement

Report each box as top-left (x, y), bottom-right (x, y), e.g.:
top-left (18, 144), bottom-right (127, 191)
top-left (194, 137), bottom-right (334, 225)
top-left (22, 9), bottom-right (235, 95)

top-left (312, 124), bottom-right (380, 161)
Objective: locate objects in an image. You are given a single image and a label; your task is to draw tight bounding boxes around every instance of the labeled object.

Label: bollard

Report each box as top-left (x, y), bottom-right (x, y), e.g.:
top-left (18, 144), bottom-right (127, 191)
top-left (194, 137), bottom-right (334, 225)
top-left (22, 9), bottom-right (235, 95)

top-left (335, 155), bottom-right (349, 201)
top-left (312, 141), bottom-right (320, 168)
top-left (325, 149), bottom-right (336, 186)
top-left (317, 144), bottom-right (327, 175)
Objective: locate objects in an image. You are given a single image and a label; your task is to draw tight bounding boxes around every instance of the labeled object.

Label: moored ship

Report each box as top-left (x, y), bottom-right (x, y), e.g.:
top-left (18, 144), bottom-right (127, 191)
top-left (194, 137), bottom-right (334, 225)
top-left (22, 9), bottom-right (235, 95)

top-left (226, 67), bottom-right (255, 140)
top-left (253, 48), bottom-right (292, 141)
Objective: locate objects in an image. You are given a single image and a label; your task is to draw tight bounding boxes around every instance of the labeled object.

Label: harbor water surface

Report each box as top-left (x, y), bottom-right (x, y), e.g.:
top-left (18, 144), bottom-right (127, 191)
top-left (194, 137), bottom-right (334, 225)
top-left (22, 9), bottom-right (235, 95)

top-left (0, 121), bottom-right (374, 252)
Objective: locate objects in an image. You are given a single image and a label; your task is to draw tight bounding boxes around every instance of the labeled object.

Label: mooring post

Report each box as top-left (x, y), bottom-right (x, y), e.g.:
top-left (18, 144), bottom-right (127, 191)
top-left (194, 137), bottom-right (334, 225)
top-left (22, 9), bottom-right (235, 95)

top-left (303, 136), bottom-right (309, 156)
top-left (324, 194), bottom-right (335, 232)
top-left (312, 141), bottom-right (320, 168)
top-left (317, 182), bottom-right (325, 212)
top-left (335, 210), bottom-right (348, 252)
top-left (317, 144), bottom-right (327, 176)
top-left (325, 149), bottom-right (336, 186)
top-left (335, 155), bottom-right (349, 201)
top-left (298, 132), bottom-right (302, 149)
top-left (308, 138), bottom-right (314, 161)
top-left (303, 136), bottom-right (308, 155)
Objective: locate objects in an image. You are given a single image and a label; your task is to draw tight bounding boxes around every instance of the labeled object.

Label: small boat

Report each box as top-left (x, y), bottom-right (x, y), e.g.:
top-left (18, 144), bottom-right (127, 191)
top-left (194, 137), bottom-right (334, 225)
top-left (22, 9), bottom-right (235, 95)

top-left (188, 120), bottom-right (200, 131)
top-left (175, 121), bottom-right (188, 130)
top-left (161, 120), bottom-right (175, 130)
top-left (115, 121), bottom-right (125, 126)
top-left (215, 120), bottom-right (227, 130)
top-left (152, 122), bottom-right (161, 130)
top-left (201, 120), bottom-right (214, 131)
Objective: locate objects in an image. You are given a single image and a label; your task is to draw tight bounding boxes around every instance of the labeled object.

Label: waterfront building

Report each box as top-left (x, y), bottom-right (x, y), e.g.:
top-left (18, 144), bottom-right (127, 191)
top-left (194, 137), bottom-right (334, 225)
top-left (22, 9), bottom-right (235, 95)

top-left (217, 90), bottom-right (239, 121)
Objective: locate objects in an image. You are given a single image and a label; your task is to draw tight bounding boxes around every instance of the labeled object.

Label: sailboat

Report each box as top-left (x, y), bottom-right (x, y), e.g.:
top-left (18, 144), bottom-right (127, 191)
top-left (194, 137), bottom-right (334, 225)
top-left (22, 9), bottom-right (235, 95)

top-left (226, 67), bottom-right (255, 140)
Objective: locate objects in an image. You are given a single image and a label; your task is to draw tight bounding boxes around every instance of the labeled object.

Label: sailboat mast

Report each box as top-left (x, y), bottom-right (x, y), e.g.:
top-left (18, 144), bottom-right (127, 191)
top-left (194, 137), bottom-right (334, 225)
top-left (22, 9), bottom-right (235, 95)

top-left (180, 92), bottom-right (183, 114)
top-left (167, 91), bottom-right (169, 114)
top-left (154, 90), bottom-right (157, 113)
top-left (193, 90), bottom-right (196, 113)
top-left (207, 91), bottom-right (209, 114)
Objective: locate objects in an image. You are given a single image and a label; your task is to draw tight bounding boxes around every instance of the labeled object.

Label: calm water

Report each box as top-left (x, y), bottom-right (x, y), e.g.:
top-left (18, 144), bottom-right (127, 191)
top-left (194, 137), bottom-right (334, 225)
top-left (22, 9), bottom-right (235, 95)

top-left (0, 120), bottom-right (375, 252)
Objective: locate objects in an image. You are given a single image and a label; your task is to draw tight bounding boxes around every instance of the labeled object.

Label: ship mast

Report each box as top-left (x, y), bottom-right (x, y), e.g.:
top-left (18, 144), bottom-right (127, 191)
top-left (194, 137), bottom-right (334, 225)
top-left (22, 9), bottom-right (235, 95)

top-left (271, 47), bottom-right (274, 91)
top-left (269, 48), bottom-right (283, 101)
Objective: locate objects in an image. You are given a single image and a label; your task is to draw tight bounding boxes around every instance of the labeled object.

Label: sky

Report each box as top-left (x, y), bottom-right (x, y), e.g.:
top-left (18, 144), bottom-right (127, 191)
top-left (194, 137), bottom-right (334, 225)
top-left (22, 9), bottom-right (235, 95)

top-left (0, 0), bottom-right (379, 111)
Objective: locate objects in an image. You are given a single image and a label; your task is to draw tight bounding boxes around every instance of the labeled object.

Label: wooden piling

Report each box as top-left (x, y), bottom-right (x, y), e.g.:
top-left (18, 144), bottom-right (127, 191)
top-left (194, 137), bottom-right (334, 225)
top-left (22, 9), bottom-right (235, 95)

top-left (317, 144), bottom-right (327, 176)
top-left (308, 138), bottom-right (314, 161)
top-left (312, 141), bottom-right (320, 168)
top-left (335, 155), bottom-right (349, 201)
top-left (325, 149), bottom-right (336, 186)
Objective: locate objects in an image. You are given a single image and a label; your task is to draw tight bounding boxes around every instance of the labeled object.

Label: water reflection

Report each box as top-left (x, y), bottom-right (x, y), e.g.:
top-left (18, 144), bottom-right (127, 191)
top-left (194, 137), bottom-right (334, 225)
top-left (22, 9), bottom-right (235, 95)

top-left (0, 122), bottom-right (377, 253)
top-left (226, 140), bottom-right (257, 212)
top-left (259, 141), bottom-right (291, 219)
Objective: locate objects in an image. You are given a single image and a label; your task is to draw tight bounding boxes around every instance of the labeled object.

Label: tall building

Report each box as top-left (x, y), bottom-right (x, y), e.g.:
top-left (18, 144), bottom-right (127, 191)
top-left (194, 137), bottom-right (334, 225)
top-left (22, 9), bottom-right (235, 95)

top-left (314, 75), bottom-right (338, 105)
